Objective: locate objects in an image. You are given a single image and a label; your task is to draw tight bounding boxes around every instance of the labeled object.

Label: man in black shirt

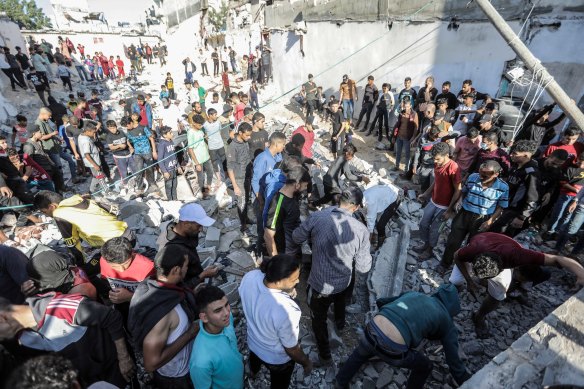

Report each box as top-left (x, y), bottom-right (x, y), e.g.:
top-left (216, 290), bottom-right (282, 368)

top-left (105, 120), bottom-right (133, 187)
top-left (26, 67), bottom-right (49, 106)
top-left (395, 77), bottom-right (417, 115)
top-left (15, 46), bottom-right (31, 72)
top-left (303, 74), bottom-right (318, 117)
top-left (330, 100), bottom-right (349, 159)
top-left (249, 111), bottom-right (269, 158)
top-left (264, 166), bottom-right (311, 257)
top-left (356, 75), bottom-right (379, 131)
top-left (435, 81), bottom-right (458, 110)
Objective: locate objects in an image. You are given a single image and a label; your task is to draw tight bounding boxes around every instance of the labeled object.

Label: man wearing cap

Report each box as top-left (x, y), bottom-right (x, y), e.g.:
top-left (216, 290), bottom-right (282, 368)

top-left (339, 74), bottom-right (358, 121)
top-left (157, 202), bottom-right (220, 288)
top-left (303, 74), bottom-right (318, 118)
top-left (292, 186), bottom-right (372, 364)
top-left (356, 76), bottom-right (378, 131)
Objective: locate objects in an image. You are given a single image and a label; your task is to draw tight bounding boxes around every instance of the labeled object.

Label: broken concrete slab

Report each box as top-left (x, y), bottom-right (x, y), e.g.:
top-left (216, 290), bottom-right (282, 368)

top-left (120, 201), bottom-right (149, 219)
top-left (227, 250), bottom-right (256, 269)
top-left (218, 230), bottom-right (241, 252)
top-left (368, 225), bottom-right (410, 303)
top-left (198, 197), bottom-right (219, 217)
top-left (136, 233), bottom-right (159, 249)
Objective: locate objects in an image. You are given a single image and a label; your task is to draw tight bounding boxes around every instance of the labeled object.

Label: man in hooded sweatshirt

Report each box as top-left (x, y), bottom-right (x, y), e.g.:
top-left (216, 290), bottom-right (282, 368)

top-left (156, 203), bottom-right (221, 289)
top-left (335, 284), bottom-right (470, 389)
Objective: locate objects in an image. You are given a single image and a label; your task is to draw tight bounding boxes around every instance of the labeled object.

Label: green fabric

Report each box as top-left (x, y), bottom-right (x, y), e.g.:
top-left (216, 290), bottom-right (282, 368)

top-left (187, 128), bottom-right (210, 164)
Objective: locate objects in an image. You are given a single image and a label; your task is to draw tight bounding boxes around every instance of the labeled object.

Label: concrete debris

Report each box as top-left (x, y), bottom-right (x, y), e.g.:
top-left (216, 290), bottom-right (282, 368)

top-left (218, 282), bottom-right (240, 304)
top-left (204, 226), bottom-right (222, 248)
top-left (218, 230), bottom-right (242, 252)
top-left (227, 250), bottom-right (256, 270)
top-left (120, 201), bottom-right (150, 219)
top-left (197, 246), bottom-right (217, 260)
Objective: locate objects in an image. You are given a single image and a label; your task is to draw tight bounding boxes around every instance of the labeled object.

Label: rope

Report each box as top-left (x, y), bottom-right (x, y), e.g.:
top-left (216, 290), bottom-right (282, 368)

top-left (88, 0), bottom-right (437, 198)
top-left (0, 204), bottom-right (33, 211)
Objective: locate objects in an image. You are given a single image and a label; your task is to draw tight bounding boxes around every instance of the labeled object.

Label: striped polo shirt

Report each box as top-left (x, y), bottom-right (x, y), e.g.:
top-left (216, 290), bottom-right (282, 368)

top-left (462, 173), bottom-right (509, 215)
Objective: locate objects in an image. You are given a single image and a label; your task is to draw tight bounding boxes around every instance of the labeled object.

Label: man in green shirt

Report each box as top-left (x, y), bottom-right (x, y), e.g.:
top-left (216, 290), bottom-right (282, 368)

top-left (193, 80), bottom-right (208, 110)
top-left (187, 114), bottom-right (215, 198)
top-left (335, 284), bottom-right (470, 389)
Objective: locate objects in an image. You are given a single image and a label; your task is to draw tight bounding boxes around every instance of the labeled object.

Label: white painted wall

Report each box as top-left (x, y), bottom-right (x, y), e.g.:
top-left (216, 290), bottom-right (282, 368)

top-left (268, 19), bottom-right (584, 109)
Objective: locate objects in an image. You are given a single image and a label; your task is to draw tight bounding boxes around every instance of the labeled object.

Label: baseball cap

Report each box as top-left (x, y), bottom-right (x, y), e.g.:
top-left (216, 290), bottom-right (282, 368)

top-left (341, 186), bottom-right (363, 207)
top-left (178, 203), bottom-right (216, 226)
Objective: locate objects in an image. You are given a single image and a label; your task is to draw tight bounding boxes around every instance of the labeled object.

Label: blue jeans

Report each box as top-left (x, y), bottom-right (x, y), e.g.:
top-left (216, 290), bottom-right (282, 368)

top-left (75, 66), bottom-right (89, 81)
top-left (59, 150), bottom-right (77, 180)
top-left (555, 203), bottom-right (584, 253)
top-left (395, 138), bottom-right (411, 171)
top-left (335, 321), bottom-right (432, 389)
top-left (113, 156), bottom-right (133, 184)
top-left (419, 201), bottom-right (446, 247)
top-left (549, 193), bottom-right (574, 233)
top-left (342, 99), bottom-right (354, 120)
top-left (27, 179), bottom-right (55, 192)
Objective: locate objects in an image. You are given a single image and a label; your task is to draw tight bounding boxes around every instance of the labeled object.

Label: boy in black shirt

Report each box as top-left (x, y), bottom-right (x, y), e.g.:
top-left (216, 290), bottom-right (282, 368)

top-left (157, 126), bottom-right (180, 200)
top-left (330, 100), bottom-right (349, 159)
top-left (105, 120), bottom-right (133, 188)
top-left (265, 166), bottom-right (311, 256)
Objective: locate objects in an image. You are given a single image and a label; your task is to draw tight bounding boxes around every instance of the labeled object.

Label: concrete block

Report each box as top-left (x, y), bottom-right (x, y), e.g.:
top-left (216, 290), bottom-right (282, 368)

top-left (227, 250), bottom-right (256, 269)
top-left (204, 226), bottom-right (221, 248)
top-left (197, 246), bottom-right (216, 260)
top-left (198, 197), bottom-right (219, 217)
top-left (176, 175), bottom-right (197, 200)
top-left (144, 207), bottom-right (162, 227)
top-left (369, 225), bottom-right (410, 300)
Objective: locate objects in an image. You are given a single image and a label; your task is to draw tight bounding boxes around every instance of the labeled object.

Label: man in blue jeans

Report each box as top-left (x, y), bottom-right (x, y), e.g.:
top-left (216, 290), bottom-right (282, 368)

top-left (334, 284), bottom-right (470, 389)
top-left (339, 74), bottom-right (357, 122)
top-left (556, 186), bottom-right (584, 255)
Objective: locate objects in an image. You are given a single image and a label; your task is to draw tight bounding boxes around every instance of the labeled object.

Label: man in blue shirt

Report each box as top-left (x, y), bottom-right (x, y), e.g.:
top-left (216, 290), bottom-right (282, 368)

top-left (439, 160), bottom-right (509, 272)
top-left (189, 285), bottom-right (244, 389)
top-left (252, 132), bottom-right (285, 255)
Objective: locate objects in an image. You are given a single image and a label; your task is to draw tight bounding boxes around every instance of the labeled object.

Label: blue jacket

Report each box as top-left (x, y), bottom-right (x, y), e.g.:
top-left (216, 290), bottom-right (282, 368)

top-left (156, 138), bottom-right (178, 173)
top-left (260, 168), bottom-right (286, 226)
top-left (131, 102), bottom-right (153, 129)
top-left (251, 148), bottom-right (282, 195)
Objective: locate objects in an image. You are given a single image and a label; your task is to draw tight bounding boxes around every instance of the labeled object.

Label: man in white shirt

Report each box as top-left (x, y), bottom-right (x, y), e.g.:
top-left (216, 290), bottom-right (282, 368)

top-left (362, 184), bottom-right (401, 249)
top-left (198, 48), bottom-right (209, 76)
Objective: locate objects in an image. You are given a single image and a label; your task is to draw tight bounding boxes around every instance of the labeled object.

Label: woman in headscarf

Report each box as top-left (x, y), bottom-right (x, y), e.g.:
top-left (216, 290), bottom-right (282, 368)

top-left (26, 245), bottom-right (97, 300)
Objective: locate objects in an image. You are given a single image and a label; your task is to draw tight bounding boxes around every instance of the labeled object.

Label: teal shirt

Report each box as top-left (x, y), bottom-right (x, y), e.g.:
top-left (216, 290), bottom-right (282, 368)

top-left (189, 315), bottom-right (244, 389)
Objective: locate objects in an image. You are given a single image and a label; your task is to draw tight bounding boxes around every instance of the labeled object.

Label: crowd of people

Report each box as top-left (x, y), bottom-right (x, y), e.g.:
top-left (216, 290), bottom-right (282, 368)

top-left (1, 32), bottom-right (584, 389)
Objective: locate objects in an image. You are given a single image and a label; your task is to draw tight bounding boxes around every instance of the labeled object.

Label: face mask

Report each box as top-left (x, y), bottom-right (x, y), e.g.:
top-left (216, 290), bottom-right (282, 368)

top-left (480, 142), bottom-right (488, 150)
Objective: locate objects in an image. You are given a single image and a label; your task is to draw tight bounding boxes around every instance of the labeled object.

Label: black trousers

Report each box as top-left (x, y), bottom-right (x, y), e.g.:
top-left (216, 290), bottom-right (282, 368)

top-left (201, 63), bottom-right (209, 75)
top-left (249, 351), bottom-right (295, 389)
top-left (308, 285), bottom-right (350, 359)
top-left (313, 184), bottom-right (341, 207)
top-left (213, 60), bottom-right (219, 76)
top-left (2, 68), bottom-right (25, 89)
top-left (60, 76), bottom-right (72, 91)
top-left (376, 198), bottom-right (401, 239)
top-left (152, 372), bottom-right (193, 389)
top-left (356, 101), bottom-right (374, 128)
top-left (306, 99), bottom-right (317, 117)
top-left (441, 209), bottom-right (489, 266)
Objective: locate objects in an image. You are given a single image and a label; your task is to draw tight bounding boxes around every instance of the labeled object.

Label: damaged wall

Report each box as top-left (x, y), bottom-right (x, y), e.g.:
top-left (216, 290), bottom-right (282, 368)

top-left (265, 0), bottom-right (584, 27)
top-left (268, 17), bottom-right (584, 111)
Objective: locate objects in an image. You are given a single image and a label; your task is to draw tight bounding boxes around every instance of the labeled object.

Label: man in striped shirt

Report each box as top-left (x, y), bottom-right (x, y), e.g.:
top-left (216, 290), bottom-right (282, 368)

top-left (439, 160), bottom-right (509, 272)
top-left (292, 186), bottom-right (372, 364)
top-left (264, 166), bottom-right (311, 257)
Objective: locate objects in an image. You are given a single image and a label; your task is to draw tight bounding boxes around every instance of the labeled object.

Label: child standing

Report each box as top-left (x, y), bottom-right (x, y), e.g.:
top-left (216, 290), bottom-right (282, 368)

top-left (57, 62), bottom-right (73, 91)
top-left (115, 56), bottom-right (125, 79)
top-left (165, 72), bottom-right (175, 100)
top-left (159, 85), bottom-right (170, 101)
top-left (157, 126), bottom-right (180, 200)
top-left (11, 115), bottom-right (28, 149)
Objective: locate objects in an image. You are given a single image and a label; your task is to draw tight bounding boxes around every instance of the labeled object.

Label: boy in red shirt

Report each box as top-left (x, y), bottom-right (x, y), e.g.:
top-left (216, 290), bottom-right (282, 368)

top-left (415, 142), bottom-right (462, 259)
top-left (292, 115), bottom-right (316, 158)
top-left (543, 126), bottom-right (584, 168)
top-left (115, 56), bottom-right (125, 78)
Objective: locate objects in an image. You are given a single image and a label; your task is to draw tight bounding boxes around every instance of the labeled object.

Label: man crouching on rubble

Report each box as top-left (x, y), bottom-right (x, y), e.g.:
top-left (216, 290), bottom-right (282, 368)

top-left (450, 231), bottom-right (584, 338)
top-left (335, 284), bottom-right (470, 389)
